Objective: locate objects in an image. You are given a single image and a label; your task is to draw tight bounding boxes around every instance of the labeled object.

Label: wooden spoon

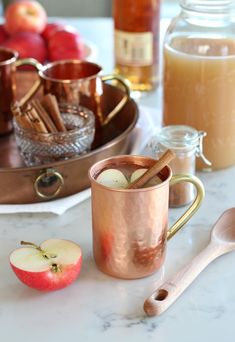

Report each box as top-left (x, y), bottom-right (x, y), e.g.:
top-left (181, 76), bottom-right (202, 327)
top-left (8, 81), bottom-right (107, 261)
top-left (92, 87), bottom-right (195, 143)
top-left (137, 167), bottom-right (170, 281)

top-left (144, 208), bottom-right (235, 316)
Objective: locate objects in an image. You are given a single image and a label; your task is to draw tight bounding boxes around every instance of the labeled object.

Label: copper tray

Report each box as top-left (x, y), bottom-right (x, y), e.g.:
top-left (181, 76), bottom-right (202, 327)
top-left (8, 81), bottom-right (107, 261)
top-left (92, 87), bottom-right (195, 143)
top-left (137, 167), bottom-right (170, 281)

top-left (0, 76), bottom-right (138, 204)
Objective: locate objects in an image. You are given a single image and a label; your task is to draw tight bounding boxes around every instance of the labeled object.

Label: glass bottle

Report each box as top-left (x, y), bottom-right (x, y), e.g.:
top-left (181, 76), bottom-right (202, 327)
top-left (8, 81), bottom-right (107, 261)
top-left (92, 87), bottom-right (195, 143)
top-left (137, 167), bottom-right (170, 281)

top-left (150, 125), bottom-right (210, 207)
top-left (163, 0), bottom-right (235, 170)
top-left (113, 0), bottom-right (160, 92)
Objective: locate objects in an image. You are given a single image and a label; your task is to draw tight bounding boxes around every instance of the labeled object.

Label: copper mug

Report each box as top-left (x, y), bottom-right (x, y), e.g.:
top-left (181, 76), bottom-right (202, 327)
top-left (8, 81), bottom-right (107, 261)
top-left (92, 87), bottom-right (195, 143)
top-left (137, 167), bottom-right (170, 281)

top-left (20, 60), bottom-right (130, 137)
top-left (88, 155), bottom-right (205, 279)
top-left (0, 47), bottom-right (41, 135)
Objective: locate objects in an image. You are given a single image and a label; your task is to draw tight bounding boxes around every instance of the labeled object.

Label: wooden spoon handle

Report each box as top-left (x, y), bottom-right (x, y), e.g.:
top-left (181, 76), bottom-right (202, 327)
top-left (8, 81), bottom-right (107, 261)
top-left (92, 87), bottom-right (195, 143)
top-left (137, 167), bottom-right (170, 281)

top-left (144, 242), bottom-right (223, 317)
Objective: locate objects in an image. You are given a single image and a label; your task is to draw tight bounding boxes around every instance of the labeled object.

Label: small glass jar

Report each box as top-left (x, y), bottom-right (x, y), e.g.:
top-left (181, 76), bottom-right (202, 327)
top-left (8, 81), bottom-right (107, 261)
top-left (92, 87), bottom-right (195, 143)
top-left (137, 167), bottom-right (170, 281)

top-left (150, 125), bottom-right (210, 207)
top-left (163, 0), bottom-right (235, 170)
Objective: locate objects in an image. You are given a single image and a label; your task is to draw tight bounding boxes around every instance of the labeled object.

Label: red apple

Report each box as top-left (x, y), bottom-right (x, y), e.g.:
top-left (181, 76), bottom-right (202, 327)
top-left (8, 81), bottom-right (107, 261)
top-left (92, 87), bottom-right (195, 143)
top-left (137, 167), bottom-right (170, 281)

top-left (3, 32), bottom-right (47, 63)
top-left (10, 239), bottom-right (82, 291)
top-left (48, 29), bottom-right (85, 61)
top-left (4, 0), bottom-right (47, 35)
top-left (41, 22), bottom-right (67, 41)
top-left (0, 24), bottom-right (9, 44)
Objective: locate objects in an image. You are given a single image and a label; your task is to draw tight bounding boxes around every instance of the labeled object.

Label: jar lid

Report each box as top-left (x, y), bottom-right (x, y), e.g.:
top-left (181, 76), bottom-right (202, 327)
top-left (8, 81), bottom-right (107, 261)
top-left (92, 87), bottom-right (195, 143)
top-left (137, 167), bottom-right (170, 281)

top-left (180, 0), bottom-right (235, 14)
top-left (158, 125), bottom-right (199, 150)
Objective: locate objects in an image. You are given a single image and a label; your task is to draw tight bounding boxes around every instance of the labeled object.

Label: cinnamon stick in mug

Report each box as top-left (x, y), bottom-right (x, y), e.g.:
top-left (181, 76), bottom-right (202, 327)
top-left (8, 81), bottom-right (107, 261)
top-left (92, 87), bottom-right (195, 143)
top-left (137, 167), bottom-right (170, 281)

top-left (128, 149), bottom-right (175, 189)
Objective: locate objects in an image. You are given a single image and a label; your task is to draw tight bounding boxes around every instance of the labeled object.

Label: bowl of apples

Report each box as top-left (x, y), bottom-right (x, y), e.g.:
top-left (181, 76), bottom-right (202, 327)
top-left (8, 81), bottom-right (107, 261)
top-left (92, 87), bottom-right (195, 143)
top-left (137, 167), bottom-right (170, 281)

top-left (0, 0), bottom-right (98, 64)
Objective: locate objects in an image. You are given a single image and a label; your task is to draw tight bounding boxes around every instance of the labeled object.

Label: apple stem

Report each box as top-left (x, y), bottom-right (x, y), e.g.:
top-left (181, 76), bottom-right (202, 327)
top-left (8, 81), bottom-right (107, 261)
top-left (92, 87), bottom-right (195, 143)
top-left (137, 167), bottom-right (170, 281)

top-left (21, 240), bottom-right (42, 250)
top-left (20, 241), bottom-right (57, 259)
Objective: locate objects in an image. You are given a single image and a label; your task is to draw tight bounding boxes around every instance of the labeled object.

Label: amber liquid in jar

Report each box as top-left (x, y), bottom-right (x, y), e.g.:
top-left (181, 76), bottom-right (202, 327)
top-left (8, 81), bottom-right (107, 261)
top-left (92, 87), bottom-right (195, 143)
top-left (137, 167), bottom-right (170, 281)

top-left (113, 0), bottom-right (160, 92)
top-left (164, 36), bottom-right (235, 170)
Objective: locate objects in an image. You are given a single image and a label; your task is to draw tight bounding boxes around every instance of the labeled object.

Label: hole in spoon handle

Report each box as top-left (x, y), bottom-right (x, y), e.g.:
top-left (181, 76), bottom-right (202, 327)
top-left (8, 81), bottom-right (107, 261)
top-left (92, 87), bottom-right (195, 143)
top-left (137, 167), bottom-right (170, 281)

top-left (144, 287), bottom-right (170, 317)
top-left (154, 289), bottom-right (168, 301)
top-left (144, 242), bottom-right (221, 317)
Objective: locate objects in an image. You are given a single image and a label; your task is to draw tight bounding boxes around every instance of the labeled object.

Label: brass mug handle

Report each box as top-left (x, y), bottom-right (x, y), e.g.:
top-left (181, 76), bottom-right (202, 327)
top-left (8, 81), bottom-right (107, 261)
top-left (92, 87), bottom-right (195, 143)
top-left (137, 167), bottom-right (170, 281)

top-left (101, 74), bottom-right (130, 126)
top-left (167, 174), bottom-right (205, 240)
top-left (15, 58), bottom-right (43, 107)
top-left (34, 168), bottom-right (64, 200)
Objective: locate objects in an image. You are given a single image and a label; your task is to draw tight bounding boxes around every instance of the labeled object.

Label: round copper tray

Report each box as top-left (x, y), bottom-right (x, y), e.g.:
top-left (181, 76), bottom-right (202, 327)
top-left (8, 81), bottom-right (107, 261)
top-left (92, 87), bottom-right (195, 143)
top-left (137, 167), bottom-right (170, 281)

top-left (0, 80), bottom-right (138, 204)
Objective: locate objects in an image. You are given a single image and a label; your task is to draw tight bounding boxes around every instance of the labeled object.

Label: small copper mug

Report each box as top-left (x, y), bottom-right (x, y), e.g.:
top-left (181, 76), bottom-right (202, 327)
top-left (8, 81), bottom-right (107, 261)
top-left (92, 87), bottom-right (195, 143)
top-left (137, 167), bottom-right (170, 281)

top-left (89, 155), bottom-right (205, 279)
top-left (19, 60), bottom-right (130, 130)
top-left (0, 47), bottom-right (41, 135)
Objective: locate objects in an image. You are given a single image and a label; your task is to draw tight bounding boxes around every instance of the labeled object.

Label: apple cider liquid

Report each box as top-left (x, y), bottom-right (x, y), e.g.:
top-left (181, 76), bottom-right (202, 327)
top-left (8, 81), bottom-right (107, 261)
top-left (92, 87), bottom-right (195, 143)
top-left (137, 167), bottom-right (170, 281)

top-left (164, 37), bottom-right (235, 170)
top-left (163, 0), bottom-right (235, 170)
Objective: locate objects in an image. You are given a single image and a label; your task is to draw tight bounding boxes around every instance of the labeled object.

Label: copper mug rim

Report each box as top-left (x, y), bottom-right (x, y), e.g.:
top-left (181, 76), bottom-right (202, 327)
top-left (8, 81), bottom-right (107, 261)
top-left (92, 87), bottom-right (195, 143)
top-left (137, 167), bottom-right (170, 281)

top-left (88, 155), bottom-right (173, 193)
top-left (38, 59), bottom-right (103, 84)
top-left (0, 47), bottom-right (18, 66)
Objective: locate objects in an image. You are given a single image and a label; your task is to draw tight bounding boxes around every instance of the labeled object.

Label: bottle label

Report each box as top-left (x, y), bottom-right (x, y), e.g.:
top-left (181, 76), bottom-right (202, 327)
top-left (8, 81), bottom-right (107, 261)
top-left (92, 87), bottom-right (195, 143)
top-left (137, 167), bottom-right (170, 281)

top-left (114, 30), bottom-right (153, 66)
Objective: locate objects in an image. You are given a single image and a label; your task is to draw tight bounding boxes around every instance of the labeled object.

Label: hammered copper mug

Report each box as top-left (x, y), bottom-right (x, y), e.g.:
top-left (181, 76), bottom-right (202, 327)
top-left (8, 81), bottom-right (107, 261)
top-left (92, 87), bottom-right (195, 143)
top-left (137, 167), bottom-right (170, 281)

top-left (19, 59), bottom-right (130, 142)
top-left (0, 47), bottom-right (41, 135)
top-left (89, 155), bottom-right (205, 279)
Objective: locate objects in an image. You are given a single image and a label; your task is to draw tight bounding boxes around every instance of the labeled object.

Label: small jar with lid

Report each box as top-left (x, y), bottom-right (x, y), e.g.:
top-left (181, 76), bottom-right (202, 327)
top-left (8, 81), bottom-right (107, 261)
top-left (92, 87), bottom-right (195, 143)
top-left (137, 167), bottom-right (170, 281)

top-left (149, 125), bottom-right (210, 207)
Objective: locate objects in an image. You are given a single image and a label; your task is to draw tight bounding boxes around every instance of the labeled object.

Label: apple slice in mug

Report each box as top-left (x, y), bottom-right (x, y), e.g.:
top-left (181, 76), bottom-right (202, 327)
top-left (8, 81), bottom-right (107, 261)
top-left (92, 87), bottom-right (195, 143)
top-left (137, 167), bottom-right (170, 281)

top-left (130, 168), bottom-right (162, 187)
top-left (96, 169), bottom-right (129, 189)
top-left (130, 168), bottom-right (148, 183)
top-left (10, 239), bottom-right (82, 291)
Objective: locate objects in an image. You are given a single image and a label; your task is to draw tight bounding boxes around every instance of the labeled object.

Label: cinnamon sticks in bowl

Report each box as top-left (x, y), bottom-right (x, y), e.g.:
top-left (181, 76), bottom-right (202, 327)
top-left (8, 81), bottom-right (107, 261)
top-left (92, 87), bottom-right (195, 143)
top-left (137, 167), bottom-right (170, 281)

top-left (12, 94), bottom-right (95, 166)
top-left (12, 94), bottom-right (66, 134)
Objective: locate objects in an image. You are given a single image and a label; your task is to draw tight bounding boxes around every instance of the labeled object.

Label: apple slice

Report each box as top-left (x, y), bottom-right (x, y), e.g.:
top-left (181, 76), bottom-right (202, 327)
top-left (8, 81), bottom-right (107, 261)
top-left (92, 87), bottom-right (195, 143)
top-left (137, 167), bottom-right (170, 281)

top-left (10, 239), bottom-right (82, 291)
top-left (130, 168), bottom-right (148, 183)
top-left (130, 168), bottom-right (162, 187)
top-left (96, 169), bottom-right (128, 189)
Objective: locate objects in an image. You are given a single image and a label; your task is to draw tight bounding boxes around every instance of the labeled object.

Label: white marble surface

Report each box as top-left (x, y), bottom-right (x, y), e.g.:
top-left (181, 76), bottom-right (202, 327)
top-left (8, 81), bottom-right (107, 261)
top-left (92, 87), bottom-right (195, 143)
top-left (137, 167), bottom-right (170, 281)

top-left (1, 17), bottom-right (235, 342)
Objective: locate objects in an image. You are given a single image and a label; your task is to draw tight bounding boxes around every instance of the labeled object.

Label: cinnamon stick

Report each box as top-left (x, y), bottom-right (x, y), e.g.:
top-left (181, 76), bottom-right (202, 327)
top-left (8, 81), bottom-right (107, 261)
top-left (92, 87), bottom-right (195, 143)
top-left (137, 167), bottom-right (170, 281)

top-left (26, 107), bottom-right (48, 133)
top-left (127, 149), bottom-right (176, 189)
top-left (11, 103), bottom-right (33, 130)
top-left (20, 113), bottom-right (35, 130)
top-left (31, 99), bottom-right (58, 133)
top-left (41, 94), bottom-right (66, 132)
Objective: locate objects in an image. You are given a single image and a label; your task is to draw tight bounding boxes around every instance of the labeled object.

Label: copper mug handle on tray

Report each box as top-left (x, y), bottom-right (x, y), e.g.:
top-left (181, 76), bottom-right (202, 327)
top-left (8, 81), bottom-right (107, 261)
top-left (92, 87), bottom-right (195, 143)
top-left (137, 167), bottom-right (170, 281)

top-left (15, 58), bottom-right (43, 106)
top-left (17, 60), bottom-right (130, 126)
top-left (100, 74), bottom-right (130, 125)
top-left (0, 49), bottom-right (42, 135)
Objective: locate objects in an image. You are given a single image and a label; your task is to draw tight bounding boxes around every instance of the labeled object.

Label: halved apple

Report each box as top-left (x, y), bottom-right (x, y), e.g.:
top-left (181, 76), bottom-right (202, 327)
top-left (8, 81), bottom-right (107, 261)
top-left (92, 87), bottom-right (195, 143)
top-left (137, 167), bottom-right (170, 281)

top-left (96, 169), bottom-right (128, 189)
top-left (10, 239), bottom-right (82, 291)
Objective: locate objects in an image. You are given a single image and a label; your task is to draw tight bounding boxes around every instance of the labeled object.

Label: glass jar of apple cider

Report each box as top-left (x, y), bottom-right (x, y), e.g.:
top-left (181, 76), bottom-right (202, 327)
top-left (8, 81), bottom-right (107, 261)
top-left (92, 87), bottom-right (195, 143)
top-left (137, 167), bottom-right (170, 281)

top-left (163, 0), bottom-right (235, 170)
top-left (113, 0), bottom-right (160, 92)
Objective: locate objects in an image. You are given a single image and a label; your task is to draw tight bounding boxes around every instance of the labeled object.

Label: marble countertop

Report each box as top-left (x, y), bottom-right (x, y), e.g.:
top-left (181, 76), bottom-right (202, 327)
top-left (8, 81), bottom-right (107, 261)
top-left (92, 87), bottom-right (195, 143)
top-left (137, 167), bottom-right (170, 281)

top-left (1, 17), bottom-right (235, 342)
